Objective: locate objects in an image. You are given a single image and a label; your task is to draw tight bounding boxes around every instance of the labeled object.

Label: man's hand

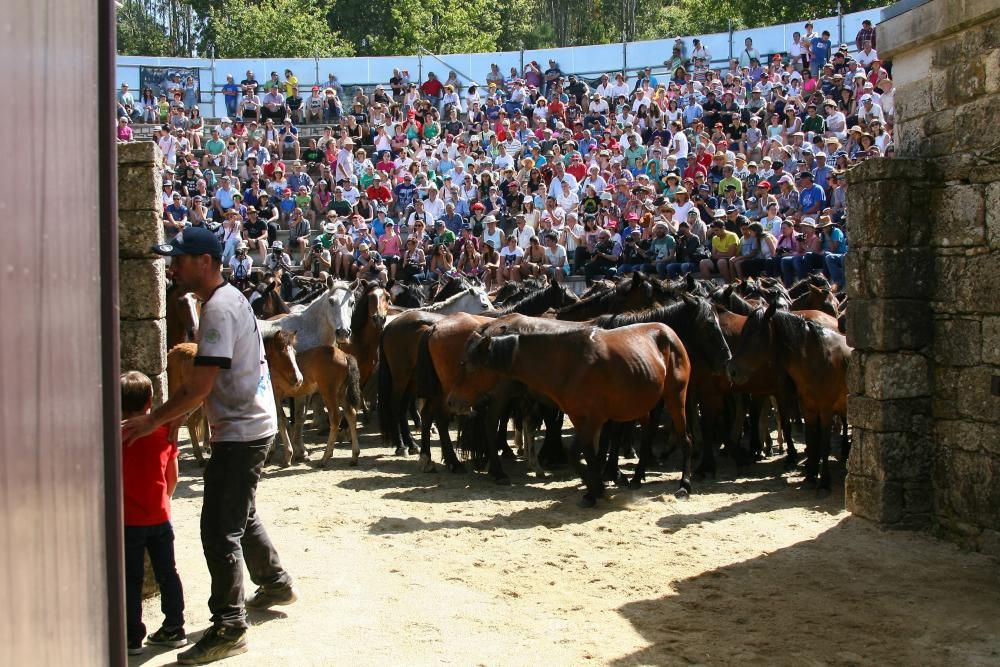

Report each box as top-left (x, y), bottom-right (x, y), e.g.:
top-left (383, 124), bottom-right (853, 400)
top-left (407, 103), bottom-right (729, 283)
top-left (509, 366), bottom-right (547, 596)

top-left (122, 414), bottom-right (158, 447)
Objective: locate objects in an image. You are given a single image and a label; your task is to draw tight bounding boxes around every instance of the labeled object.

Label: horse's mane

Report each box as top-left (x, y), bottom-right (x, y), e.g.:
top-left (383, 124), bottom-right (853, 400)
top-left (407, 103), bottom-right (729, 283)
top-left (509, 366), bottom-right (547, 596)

top-left (751, 306), bottom-right (824, 352)
top-left (392, 283), bottom-right (425, 308)
top-left (712, 285), bottom-right (757, 316)
top-left (556, 274), bottom-right (661, 318)
top-left (499, 282), bottom-right (577, 315)
top-left (421, 286), bottom-right (483, 312)
top-left (593, 297), bottom-right (697, 330)
top-left (482, 333), bottom-right (519, 368)
top-left (430, 275), bottom-right (471, 303)
top-left (352, 282), bottom-right (387, 332)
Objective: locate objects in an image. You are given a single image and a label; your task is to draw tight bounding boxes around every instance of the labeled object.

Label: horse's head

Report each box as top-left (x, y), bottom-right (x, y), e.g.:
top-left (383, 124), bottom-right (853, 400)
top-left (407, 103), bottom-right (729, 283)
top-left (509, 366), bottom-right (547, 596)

top-left (726, 301), bottom-right (776, 386)
top-left (326, 278), bottom-right (356, 342)
top-left (364, 283), bottom-right (390, 331)
top-left (264, 329), bottom-right (303, 391)
top-left (464, 287), bottom-right (494, 314)
top-left (547, 280), bottom-right (579, 308)
top-left (682, 293), bottom-right (732, 375)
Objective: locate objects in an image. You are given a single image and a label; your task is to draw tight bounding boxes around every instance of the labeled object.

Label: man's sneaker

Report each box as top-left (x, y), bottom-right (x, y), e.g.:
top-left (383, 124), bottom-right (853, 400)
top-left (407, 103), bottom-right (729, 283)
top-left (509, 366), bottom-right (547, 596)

top-left (176, 626), bottom-right (247, 665)
top-left (127, 640), bottom-right (143, 656)
top-left (146, 627), bottom-right (188, 648)
top-left (245, 584), bottom-right (298, 609)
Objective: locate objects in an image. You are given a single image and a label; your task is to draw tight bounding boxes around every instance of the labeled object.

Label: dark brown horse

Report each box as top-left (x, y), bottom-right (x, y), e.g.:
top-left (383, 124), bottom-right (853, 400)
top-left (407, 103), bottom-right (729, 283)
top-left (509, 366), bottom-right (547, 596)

top-left (449, 319), bottom-right (693, 506)
top-left (727, 303), bottom-right (851, 491)
top-left (248, 276), bottom-right (292, 319)
top-left (340, 280), bottom-right (390, 399)
top-left (555, 272), bottom-right (676, 321)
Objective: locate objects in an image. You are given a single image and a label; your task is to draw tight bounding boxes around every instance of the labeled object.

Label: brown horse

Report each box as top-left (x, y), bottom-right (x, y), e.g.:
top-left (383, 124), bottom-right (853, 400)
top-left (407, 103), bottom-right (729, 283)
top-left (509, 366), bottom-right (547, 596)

top-left (248, 276), bottom-right (292, 319)
top-left (727, 303), bottom-right (851, 491)
top-left (165, 282), bottom-right (200, 349)
top-left (449, 320), bottom-right (693, 506)
top-left (271, 342), bottom-right (362, 468)
top-left (376, 309), bottom-right (464, 471)
top-left (165, 329), bottom-right (302, 465)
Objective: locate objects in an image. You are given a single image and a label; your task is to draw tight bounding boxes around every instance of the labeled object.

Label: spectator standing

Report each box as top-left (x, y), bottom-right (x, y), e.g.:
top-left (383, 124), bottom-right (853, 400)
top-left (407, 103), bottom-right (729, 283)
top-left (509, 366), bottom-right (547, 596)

top-left (126, 229), bottom-right (297, 665)
top-left (855, 19), bottom-right (877, 50)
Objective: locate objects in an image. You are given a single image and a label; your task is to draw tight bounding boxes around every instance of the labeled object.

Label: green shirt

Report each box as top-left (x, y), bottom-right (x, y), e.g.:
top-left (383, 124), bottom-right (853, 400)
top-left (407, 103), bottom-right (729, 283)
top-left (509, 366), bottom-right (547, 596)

top-left (718, 176), bottom-right (743, 195)
top-left (802, 115), bottom-right (826, 134)
top-left (649, 235), bottom-right (676, 262)
top-left (205, 138), bottom-right (225, 157)
top-left (327, 199), bottom-right (353, 216)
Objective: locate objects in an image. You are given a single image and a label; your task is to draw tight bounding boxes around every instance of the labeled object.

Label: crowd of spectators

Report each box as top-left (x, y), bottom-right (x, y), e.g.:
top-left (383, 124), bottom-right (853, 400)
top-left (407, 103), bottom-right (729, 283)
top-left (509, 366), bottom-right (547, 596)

top-left (118, 18), bottom-right (887, 292)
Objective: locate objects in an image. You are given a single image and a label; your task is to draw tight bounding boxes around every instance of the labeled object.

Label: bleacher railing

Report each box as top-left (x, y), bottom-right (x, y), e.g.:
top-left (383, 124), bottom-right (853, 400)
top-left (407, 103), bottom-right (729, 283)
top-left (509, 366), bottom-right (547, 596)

top-left (117, 6), bottom-right (883, 119)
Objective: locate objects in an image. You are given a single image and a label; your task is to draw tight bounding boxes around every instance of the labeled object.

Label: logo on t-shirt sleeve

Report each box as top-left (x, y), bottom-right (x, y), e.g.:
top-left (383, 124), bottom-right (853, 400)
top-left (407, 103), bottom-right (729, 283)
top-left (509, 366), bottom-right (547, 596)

top-left (204, 328), bottom-right (221, 344)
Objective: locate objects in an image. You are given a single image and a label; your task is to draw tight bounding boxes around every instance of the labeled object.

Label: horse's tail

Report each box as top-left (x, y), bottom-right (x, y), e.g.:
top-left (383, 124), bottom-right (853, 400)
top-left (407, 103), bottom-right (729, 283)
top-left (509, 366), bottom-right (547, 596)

top-left (344, 354), bottom-right (362, 410)
top-left (457, 409), bottom-right (490, 469)
top-left (414, 329), bottom-right (441, 399)
top-left (376, 337), bottom-right (399, 447)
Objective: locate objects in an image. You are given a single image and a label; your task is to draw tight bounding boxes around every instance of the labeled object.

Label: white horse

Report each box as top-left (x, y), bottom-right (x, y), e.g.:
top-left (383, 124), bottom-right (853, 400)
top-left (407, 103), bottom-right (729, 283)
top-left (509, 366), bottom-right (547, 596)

top-left (418, 286), bottom-right (494, 315)
top-left (259, 277), bottom-right (356, 351)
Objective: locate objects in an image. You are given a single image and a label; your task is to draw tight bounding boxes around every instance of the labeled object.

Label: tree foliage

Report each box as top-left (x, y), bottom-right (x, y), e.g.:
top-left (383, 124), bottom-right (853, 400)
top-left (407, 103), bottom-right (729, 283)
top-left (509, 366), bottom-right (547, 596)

top-left (118, 0), bottom-right (886, 57)
top-left (206, 0), bottom-right (353, 58)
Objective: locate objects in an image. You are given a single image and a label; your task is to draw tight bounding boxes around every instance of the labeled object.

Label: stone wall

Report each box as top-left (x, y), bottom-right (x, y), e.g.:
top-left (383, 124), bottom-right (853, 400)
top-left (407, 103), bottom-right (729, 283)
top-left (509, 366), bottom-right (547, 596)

top-left (845, 0), bottom-right (1000, 554)
top-left (118, 142), bottom-right (167, 404)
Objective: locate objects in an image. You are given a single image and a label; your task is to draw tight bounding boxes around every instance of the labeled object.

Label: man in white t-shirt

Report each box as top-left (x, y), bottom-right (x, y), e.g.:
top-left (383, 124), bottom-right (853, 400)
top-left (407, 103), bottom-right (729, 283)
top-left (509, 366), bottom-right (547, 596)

top-left (125, 227), bottom-right (297, 665)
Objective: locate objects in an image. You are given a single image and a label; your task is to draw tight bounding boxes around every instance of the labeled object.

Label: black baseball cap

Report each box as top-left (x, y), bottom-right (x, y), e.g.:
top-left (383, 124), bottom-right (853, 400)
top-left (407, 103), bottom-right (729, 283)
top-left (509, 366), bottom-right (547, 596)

top-left (152, 227), bottom-right (222, 260)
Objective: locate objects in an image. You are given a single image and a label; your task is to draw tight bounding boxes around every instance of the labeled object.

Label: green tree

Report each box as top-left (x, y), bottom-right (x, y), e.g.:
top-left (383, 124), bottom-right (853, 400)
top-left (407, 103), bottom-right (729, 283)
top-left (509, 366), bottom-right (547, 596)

top-left (117, 0), bottom-right (172, 56)
top-left (206, 0), bottom-right (353, 58)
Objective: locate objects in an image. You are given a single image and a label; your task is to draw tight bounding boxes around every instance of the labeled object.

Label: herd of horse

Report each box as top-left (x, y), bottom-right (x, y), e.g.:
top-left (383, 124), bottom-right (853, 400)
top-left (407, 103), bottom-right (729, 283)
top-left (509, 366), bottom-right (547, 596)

top-left (165, 269), bottom-right (851, 507)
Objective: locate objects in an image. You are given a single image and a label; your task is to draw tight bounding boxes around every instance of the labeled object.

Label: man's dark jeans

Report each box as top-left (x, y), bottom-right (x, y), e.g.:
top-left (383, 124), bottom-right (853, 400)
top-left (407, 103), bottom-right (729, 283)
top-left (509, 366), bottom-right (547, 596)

top-left (124, 521), bottom-right (185, 644)
top-left (202, 437), bottom-right (291, 630)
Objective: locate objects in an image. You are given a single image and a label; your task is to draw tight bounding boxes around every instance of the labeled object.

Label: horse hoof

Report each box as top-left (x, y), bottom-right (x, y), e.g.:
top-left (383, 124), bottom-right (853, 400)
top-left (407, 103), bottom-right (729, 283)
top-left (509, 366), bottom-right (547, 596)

top-left (577, 494), bottom-right (598, 509)
top-left (315, 459), bottom-right (329, 469)
top-left (501, 448), bottom-right (516, 461)
top-left (614, 473), bottom-right (629, 489)
top-left (674, 487), bottom-right (690, 500)
top-left (394, 446), bottom-right (405, 457)
top-left (408, 446), bottom-right (420, 456)
top-left (534, 471), bottom-right (548, 480)
top-left (784, 454), bottom-right (799, 470)
top-left (349, 458), bottom-right (359, 467)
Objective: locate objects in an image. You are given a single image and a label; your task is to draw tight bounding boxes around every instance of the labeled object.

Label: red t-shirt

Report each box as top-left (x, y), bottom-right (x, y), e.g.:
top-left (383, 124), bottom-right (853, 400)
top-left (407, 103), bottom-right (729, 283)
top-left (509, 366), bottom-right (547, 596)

top-left (122, 425), bottom-right (178, 526)
top-left (421, 79), bottom-right (444, 97)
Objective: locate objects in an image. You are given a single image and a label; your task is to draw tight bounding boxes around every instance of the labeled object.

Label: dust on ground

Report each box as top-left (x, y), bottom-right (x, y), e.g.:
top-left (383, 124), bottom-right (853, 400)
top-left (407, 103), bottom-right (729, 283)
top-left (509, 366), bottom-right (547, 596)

top-left (131, 421), bottom-right (1000, 667)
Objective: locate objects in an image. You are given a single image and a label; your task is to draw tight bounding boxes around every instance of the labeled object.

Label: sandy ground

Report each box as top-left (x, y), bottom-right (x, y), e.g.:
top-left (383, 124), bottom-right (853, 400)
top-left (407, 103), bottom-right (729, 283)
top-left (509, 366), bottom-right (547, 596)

top-left (130, 420), bottom-right (1000, 667)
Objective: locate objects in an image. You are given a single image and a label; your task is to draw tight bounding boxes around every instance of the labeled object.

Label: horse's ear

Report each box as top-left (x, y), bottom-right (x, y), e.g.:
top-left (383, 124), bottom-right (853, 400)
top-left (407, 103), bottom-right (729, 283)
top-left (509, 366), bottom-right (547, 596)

top-left (685, 273), bottom-right (696, 291)
top-left (326, 274), bottom-right (335, 289)
top-left (682, 292), bottom-right (697, 306)
top-left (723, 284), bottom-right (734, 298)
top-left (808, 283), bottom-right (823, 295)
top-left (764, 300), bottom-right (778, 320)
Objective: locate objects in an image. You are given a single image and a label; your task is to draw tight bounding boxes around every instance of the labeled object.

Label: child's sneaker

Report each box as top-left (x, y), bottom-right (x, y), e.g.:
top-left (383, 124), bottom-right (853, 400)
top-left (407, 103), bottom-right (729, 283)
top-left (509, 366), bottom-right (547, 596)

top-left (127, 640), bottom-right (144, 656)
top-left (146, 627), bottom-right (188, 648)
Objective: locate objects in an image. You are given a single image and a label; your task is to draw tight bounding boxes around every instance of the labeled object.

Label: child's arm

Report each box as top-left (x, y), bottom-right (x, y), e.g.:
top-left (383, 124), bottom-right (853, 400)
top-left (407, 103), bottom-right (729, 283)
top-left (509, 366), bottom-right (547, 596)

top-left (166, 455), bottom-right (179, 498)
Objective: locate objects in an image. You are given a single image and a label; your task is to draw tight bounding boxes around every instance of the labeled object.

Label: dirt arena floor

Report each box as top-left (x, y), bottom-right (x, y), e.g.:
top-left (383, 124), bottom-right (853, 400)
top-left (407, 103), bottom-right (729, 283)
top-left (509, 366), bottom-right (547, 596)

top-left (131, 421), bottom-right (1000, 667)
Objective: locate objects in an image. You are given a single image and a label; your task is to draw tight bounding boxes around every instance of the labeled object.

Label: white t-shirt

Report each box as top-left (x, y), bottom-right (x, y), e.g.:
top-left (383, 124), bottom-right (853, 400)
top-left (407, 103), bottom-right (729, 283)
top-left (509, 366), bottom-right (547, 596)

top-left (500, 245), bottom-right (524, 267)
top-left (670, 131), bottom-right (689, 161)
top-left (195, 283), bottom-right (277, 443)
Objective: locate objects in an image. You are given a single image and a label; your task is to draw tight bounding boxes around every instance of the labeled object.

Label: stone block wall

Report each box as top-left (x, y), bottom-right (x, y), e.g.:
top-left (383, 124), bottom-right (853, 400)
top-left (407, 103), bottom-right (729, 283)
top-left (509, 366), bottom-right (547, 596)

top-left (845, 0), bottom-right (1000, 554)
top-left (118, 142), bottom-right (167, 404)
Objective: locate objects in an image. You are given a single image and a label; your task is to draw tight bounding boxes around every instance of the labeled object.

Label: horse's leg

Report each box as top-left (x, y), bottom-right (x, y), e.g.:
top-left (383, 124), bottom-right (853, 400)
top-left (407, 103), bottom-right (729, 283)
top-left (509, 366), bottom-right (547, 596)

top-left (523, 414), bottom-right (546, 479)
top-left (599, 424), bottom-right (619, 484)
top-left (187, 409), bottom-right (205, 466)
top-left (818, 413), bottom-right (834, 494)
top-left (345, 404), bottom-right (360, 466)
top-left (311, 393), bottom-right (329, 434)
top-left (629, 409), bottom-right (660, 490)
top-left (418, 400), bottom-right (437, 473)
top-left (275, 398), bottom-right (295, 467)
top-left (771, 396), bottom-right (784, 456)
top-left (694, 395), bottom-right (721, 480)
top-left (407, 398), bottom-right (422, 455)
top-left (438, 412), bottom-right (464, 473)
top-left (576, 422), bottom-right (606, 508)
top-left (839, 415), bottom-right (851, 464)
top-left (664, 388), bottom-right (693, 499)
top-left (291, 397), bottom-right (309, 463)
top-left (802, 417), bottom-right (820, 486)
top-left (317, 392), bottom-right (341, 468)
top-left (540, 409), bottom-right (565, 466)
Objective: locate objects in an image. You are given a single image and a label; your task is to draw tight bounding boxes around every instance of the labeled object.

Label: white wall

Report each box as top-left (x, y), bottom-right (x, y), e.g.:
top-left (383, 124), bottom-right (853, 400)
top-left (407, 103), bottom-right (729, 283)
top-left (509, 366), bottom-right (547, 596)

top-left (117, 7), bottom-right (883, 118)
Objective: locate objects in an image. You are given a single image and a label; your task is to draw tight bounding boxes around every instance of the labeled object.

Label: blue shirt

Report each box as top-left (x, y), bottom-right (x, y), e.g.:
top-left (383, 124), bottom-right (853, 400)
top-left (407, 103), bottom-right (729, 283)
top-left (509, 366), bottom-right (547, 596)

top-left (810, 37), bottom-right (832, 66)
top-left (822, 226), bottom-right (847, 253)
top-left (799, 184), bottom-right (826, 213)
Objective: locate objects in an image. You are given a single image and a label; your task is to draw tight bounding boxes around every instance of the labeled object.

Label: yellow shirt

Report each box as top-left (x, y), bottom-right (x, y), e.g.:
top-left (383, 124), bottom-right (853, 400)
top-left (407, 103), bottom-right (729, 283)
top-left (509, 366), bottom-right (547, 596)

top-left (284, 76), bottom-right (299, 98)
top-left (711, 230), bottom-right (740, 256)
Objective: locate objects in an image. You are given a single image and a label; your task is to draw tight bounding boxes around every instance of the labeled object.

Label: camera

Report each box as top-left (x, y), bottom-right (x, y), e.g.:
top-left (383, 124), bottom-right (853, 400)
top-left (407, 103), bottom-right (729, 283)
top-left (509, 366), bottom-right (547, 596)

top-left (796, 233), bottom-right (807, 241)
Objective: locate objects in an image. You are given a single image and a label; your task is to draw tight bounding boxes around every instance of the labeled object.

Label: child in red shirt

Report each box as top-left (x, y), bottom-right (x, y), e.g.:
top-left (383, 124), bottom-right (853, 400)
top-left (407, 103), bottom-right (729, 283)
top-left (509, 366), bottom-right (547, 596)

top-left (121, 371), bottom-right (187, 655)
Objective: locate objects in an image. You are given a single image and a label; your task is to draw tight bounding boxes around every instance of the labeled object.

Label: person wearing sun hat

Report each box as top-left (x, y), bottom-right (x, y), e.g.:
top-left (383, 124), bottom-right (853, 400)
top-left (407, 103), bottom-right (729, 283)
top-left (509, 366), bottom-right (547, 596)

top-left (126, 225), bottom-right (297, 665)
